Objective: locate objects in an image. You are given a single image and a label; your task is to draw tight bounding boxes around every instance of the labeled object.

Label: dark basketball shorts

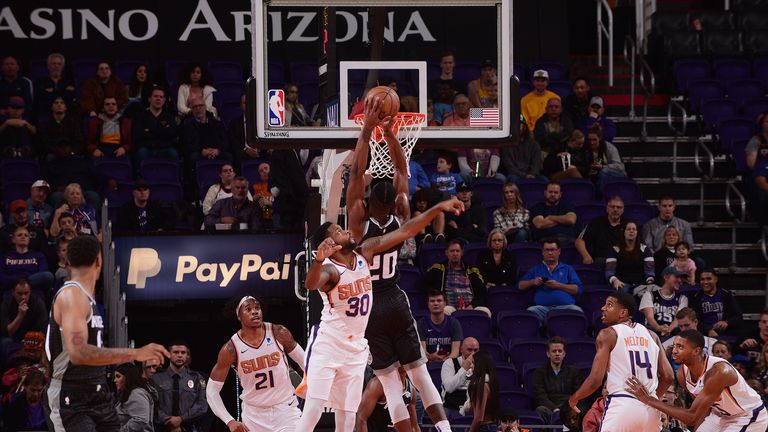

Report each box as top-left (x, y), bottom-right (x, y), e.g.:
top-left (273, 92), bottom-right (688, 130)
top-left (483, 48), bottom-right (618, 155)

top-left (45, 379), bottom-right (120, 432)
top-left (365, 287), bottom-right (425, 372)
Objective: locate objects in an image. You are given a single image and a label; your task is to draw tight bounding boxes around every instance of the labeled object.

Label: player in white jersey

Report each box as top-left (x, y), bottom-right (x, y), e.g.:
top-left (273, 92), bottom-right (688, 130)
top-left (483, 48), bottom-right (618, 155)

top-left (298, 196), bottom-right (464, 432)
top-left (568, 292), bottom-right (674, 432)
top-left (626, 329), bottom-right (768, 432)
top-left (206, 296), bottom-right (306, 432)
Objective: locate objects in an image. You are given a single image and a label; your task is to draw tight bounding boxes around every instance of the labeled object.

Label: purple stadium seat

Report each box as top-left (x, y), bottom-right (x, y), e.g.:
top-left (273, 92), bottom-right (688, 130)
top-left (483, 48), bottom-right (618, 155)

top-left (289, 60), bottom-right (318, 85)
top-left (297, 82), bottom-right (320, 111)
top-left (478, 338), bottom-right (506, 362)
top-left (530, 61), bottom-right (567, 81)
top-left (578, 287), bottom-right (614, 325)
top-left (624, 201), bottom-right (656, 226)
top-left (591, 310), bottom-right (609, 334)
top-left (673, 58), bottom-right (710, 93)
top-left (220, 101), bottom-right (242, 128)
top-left (240, 158), bottom-right (268, 188)
top-left (717, 117), bottom-right (756, 152)
top-left (727, 79), bottom-right (766, 109)
top-left (688, 80), bottom-right (725, 113)
top-left (452, 310), bottom-right (492, 339)
top-left (549, 81), bottom-right (572, 99)
top-left (742, 98), bottom-right (768, 120)
top-left (513, 245), bottom-right (543, 275)
top-left (209, 60), bottom-right (243, 83)
top-left (755, 58), bottom-right (768, 89)
top-left (427, 362), bottom-right (443, 390)
top-left (499, 389), bottom-right (533, 410)
top-left (115, 59), bottom-right (149, 84)
top-left (471, 177), bottom-right (504, 205)
top-left (140, 159), bottom-right (180, 184)
top-left (165, 59), bottom-right (189, 85)
top-left (406, 291), bottom-right (427, 314)
top-left (214, 81), bottom-right (244, 106)
top-left (484, 204), bottom-right (500, 233)
top-left (732, 139), bottom-right (749, 173)
top-left (28, 58), bottom-right (49, 81)
top-left (601, 177), bottom-right (642, 203)
top-left (267, 61), bottom-right (285, 84)
top-left (0, 159), bottom-right (39, 183)
top-left (566, 338), bottom-right (597, 364)
top-left (196, 159), bottom-right (226, 191)
top-left (498, 312), bottom-right (540, 349)
top-left (575, 268), bottom-right (605, 285)
top-left (701, 98), bottom-right (739, 132)
top-left (454, 62), bottom-right (481, 87)
top-left (518, 411), bottom-right (545, 426)
top-left (72, 58), bottom-right (99, 84)
top-left (514, 63), bottom-right (527, 81)
top-left (2, 181), bottom-right (33, 204)
top-left (546, 309), bottom-right (588, 338)
top-left (397, 264), bottom-right (421, 292)
top-left (713, 58), bottom-right (752, 87)
top-left (92, 158), bottom-right (133, 183)
top-left (516, 179), bottom-right (547, 207)
top-left (519, 82), bottom-right (533, 96)
top-left (487, 288), bottom-right (533, 316)
top-left (148, 182), bottom-right (184, 202)
top-left (107, 204), bottom-right (120, 227)
top-left (102, 181), bottom-right (133, 207)
top-left (462, 242), bottom-right (487, 267)
top-left (575, 202), bottom-right (605, 230)
top-left (418, 243), bottom-right (447, 273)
top-left (521, 362), bottom-right (546, 394)
top-left (559, 178), bottom-right (595, 203)
top-left (496, 363), bottom-right (519, 391)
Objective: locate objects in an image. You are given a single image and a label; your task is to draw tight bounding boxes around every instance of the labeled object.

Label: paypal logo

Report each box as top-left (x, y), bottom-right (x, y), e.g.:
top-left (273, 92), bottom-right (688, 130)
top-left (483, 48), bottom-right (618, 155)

top-left (127, 248), bottom-right (162, 288)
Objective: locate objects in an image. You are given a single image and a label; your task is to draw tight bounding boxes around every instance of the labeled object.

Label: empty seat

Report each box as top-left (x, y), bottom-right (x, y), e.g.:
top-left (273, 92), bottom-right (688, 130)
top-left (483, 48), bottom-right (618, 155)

top-left (487, 288), bottom-right (533, 316)
top-left (478, 338), bottom-right (506, 362)
top-left (732, 139), bottom-right (750, 173)
top-left (513, 245), bottom-right (544, 274)
top-left (454, 63), bottom-right (482, 87)
top-left (549, 81), bottom-right (572, 99)
top-left (290, 60), bottom-right (318, 85)
top-left (498, 311), bottom-right (540, 348)
top-left (713, 58), bottom-right (752, 88)
top-left (418, 243), bottom-right (448, 273)
top-left (470, 178), bottom-right (504, 207)
top-left (575, 268), bottom-right (606, 285)
top-left (196, 159), bottom-right (226, 191)
top-left (509, 339), bottom-right (548, 371)
top-left (452, 310), bottom-right (492, 339)
top-left (701, 98), bottom-right (740, 132)
top-left (496, 364), bottom-right (519, 391)
top-left (462, 242), bottom-right (487, 267)
top-left (427, 362), bottom-right (443, 390)
top-left (624, 201), bottom-right (656, 226)
top-left (578, 287), bottom-right (615, 324)
top-left (545, 309), bottom-right (588, 338)
top-left (219, 101), bottom-right (242, 128)
top-left (575, 202), bottom-right (606, 230)
top-left (267, 61), bottom-right (285, 85)
top-left (602, 178), bottom-right (642, 203)
top-left (515, 178), bottom-right (547, 206)
top-left (209, 60), bottom-right (243, 83)
top-left (72, 58), bottom-right (99, 84)
top-left (165, 59), bottom-right (189, 86)
top-left (92, 158), bottom-right (133, 183)
top-left (742, 98), bottom-right (768, 120)
top-left (700, 10), bottom-right (735, 30)
top-left (664, 31), bottom-right (702, 58)
top-left (102, 181), bottom-right (133, 207)
top-left (744, 31), bottom-right (768, 57)
top-left (500, 389), bottom-right (532, 410)
top-left (566, 338), bottom-right (598, 364)
top-left (559, 178), bottom-right (595, 203)
top-left (0, 159), bottom-right (39, 183)
top-left (687, 80), bottom-right (725, 112)
top-left (727, 79), bottom-right (766, 109)
top-left (2, 181), bottom-right (33, 204)
top-left (673, 58), bottom-right (710, 93)
top-left (530, 61), bottom-right (567, 82)
top-left (703, 31), bottom-right (742, 57)
top-left (149, 182), bottom-right (184, 202)
top-left (140, 159), bottom-right (180, 184)
top-left (214, 81), bottom-right (244, 106)
top-left (398, 264), bottom-right (421, 294)
top-left (522, 361), bottom-right (546, 393)
top-left (717, 117), bottom-right (755, 152)
top-left (297, 82), bottom-right (320, 111)
top-left (738, 11), bottom-right (768, 30)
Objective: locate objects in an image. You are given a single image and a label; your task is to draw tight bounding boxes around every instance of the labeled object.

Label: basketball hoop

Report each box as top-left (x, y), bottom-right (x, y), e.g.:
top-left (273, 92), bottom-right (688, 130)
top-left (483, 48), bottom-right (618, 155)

top-left (354, 112), bottom-right (426, 179)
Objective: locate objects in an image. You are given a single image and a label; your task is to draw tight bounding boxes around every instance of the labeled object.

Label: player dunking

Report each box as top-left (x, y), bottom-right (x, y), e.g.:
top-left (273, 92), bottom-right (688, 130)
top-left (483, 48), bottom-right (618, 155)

top-left (296, 196), bottom-right (464, 432)
top-left (626, 329), bottom-right (768, 432)
top-left (347, 96), bottom-right (453, 431)
top-left (45, 235), bottom-right (169, 432)
top-left (206, 296), bottom-right (306, 432)
top-left (568, 292), bottom-right (674, 432)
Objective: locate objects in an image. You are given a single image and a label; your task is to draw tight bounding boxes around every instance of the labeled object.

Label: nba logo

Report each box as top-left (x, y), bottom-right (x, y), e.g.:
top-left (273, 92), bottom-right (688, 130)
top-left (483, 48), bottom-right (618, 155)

top-left (268, 89), bottom-right (285, 127)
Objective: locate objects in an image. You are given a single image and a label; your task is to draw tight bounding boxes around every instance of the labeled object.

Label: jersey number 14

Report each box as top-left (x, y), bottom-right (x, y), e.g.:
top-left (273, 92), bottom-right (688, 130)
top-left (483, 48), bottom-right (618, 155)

top-left (629, 350), bottom-right (653, 379)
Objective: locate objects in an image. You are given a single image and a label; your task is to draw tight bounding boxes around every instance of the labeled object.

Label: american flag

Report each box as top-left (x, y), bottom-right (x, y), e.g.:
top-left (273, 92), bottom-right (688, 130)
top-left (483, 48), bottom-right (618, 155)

top-left (469, 108), bottom-right (499, 127)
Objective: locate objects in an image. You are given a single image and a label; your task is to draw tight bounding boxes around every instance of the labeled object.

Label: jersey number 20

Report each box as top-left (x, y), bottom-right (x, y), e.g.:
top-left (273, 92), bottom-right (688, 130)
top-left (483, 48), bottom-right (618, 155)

top-left (370, 251), bottom-right (397, 280)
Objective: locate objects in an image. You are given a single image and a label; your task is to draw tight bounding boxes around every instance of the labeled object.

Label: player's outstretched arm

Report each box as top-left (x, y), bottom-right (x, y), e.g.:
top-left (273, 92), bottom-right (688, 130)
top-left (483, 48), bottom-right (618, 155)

top-left (568, 327), bottom-right (616, 412)
top-left (356, 377), bottom-right (384, 432)
top-left (56, 288), bottom-right (169, 366)
top-left (348, 98), bottom-right (383, 241)
top-left (650, 331), bottom-right (675, 399)
top-left (274, 324), bottom-right (305, 371)
top-left (626, 362), bottom-right (736, 426)
top-left (207, 341), bottom-right (247, 432)
top-left (305, 237), bottom-right (341, 292)
top-left (382, 116), bottom-right (411, 221)
top-left (360, 197), bottom-right (464, 260)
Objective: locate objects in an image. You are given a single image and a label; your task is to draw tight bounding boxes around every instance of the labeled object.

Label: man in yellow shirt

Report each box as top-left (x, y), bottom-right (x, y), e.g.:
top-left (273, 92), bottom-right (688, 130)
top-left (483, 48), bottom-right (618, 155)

top-left (521, 69), bottom-right (560, 130)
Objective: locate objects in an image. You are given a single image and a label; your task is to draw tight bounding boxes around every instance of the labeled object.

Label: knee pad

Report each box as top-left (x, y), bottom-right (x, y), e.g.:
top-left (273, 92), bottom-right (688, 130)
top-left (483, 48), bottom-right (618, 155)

top-left (377, 371), bottom-right (410, 424)
top-left (406, 365), bottom-right (443, 408)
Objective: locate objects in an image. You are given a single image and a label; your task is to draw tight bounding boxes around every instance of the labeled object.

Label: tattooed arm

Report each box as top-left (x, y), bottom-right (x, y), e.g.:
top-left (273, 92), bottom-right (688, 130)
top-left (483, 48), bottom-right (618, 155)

top-left (274, 324), bottom-right (306, 371)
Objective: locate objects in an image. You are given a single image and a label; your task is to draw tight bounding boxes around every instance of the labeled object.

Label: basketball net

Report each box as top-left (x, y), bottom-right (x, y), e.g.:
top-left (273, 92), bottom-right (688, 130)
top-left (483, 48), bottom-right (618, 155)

top-left (354, 112), bottom-right (426, 179)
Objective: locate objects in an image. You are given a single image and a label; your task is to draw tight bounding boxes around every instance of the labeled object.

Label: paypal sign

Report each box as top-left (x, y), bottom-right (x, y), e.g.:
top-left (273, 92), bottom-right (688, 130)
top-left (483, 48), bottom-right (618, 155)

top-left (115, 234), bottom-right (303, 300)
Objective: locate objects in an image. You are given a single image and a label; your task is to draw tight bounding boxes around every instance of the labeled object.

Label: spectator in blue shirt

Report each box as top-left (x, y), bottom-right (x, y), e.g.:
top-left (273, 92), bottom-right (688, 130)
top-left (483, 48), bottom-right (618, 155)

top-left (430, 153), bottom-right (464, 197)
top-left (418, 290), bottom-right (463, 363)
top-left (518, 238), bottom-right (584, 324)
top-left (529, 182), bottom-right (578, 243)
top-left (408, 160), bottom-right (431, 196)
top-left (579, 96), bottom-right (617, 143)
top-left (0, 226), bottom-right (53, 294)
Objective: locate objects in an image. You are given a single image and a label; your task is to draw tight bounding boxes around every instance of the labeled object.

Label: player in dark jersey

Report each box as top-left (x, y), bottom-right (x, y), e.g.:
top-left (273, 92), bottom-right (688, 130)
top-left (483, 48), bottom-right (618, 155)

top-left (348, 99), bottom-right (453, 431)
top-left (45, 236), bottom-right (169, 432)
top-left (356, 367), bottom-right (418, 432)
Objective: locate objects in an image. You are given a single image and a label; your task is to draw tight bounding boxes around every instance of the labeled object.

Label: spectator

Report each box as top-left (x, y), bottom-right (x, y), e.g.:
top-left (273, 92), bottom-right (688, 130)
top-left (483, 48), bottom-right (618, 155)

top-left (26, 180), bottom-right (53, 234)
top-left (125, 63), bottom-right (154, 112)
top-left (532, 337), bottom-right (584, 424)
top-left (284, 83), bottom-right (317, 126)
top-left (660, 308), bottom-right (717, 354)
top-left (132, 87), bottom-right (180, 163)
top-left (114, 362), bottom-right (155, 432)
top-left (0, 56), bottom-right (33, 114)
top-left (87, 96), bottom-right (132, 158)
top-left (466, 350), bottom-right (500, 430)
top-left (445, 182), bottom-right (487, 243)
top-left (0, 227), bottom-right (53, 293)
top-left (754, 344), bottom-right (768, 390)
top-left (443, 94), bottom-right (471, 127)
top-left (753, 153), bottom-right (768, 226)
top-left (575, 196), bottom-right (626, 267)
top-left (230, 94), bottom-right (262, 166)
top-left (431, 152), bottom-right (464, 197)
top-left (689, 269), bottom-right (742, 337)
top-left (0, 96), bottom-right (36, 159)
top-left (457, 147), bottom-right (504, 183)
top-left (746, 111), bottom-right (768, 170)
top-left (521, 70), bottom-right (560, 130)
top-left (518, 238), bottom-right (584, 325)
top-left (579, 96), bottom-right (616, 143)
top-left (183, 94), bottom-right (231, 163)
top-left (529, 182), bottom-right (578, 243)
top-left (433, 81), bottom-right (457, 124)
top-left (203, 163), bottom-right (253, 216)
top-left (476, 229), bottom-right (518, 288)
top-left (492, 183), bottom-right (530, 244)
top-left (33, 53), bottom-right (76, 121)
top-left (502, 116), bottom-right (544, 183)
top-left (0, 279), bottom-right (47, 354)
top-left (429, 51), bottom-right (464, 100)
top-left (54, 213), bottom-right (78, 243)
top-left (269, 149), bottom-right (309, 232)
top-left (639, 267), bottom-right (688, 338)
top-left (541, 130), bottom-right (589, 181)
top-left (0, 200), bottom-right (47, 254)
top-left (581, 387), bottom-right (607, 432)
top-left (418, 290), bottom-right (463, 363)
top-left (533, 97), bottom-right (574, 155)
top-left (413, 188), bottom-right (446, 244)
top-left (668, 241), bottom-right (696, 284)
top-left (79, 61), bottom-right (128, 116)
top-left (151, 341), bottom-right (208, 432)
top-left (712, 340), bottom-right (733, 361)
top-left (2, 368), bottom-right (47, 431)
top-left (204, 176), bottom-right (262, 231)
top-left (423, 240), bottom-right (489, 316)
top-left (652, 226), bottom-right (682, 281)
top-left (468, 60), bottom-right (498, 108)
top-left (498, 409), bottom-right (527, 432)
top-left (176, 62), bottom-right (217, 118)
top-left (441, 336), bottom-right (480, 418)
top-left (50, 183), bottom-right (99, 238)
top-left (563, 77), bottom-right (593, 126)
top-left (53, 238), bottom-right (69, 287)
top-left (115, 181), bottom-right (175, 234)
top-left (584, 125), bottom-right (626, 190)
top-left (39, 96), bottom-right (84, 163)
top-left (604, 221), bottom-right (655, 294)
top-left (251, 161), bottom-right (276, 229)
top-left (738, 310), bottom-right (768, 363)
top-left (641, 196), bottom-right (694, 251)
top-left (408, 159), bottom-right (431, 195)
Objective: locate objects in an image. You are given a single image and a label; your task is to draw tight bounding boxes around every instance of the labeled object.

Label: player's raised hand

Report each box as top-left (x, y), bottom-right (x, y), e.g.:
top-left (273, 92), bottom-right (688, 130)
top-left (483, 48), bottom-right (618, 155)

top-left (363, 96), bottom-right (383, 129)
top-left (315, 237), bottom-right (342, 262)
top-left (436, 196), bottom-right (465, 216)
top-left (134, 343), bottom-right (170, 365)
top-left (625, 376), bottom-right (652, 402)
top-left (381, 115), bottom-right (396, 138)
top-left (227, 420), bottom-right (250, 432)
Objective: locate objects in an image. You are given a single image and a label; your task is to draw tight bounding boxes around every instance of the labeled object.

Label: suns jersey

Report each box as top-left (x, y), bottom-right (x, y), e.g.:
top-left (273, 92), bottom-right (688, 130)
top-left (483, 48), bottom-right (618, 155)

top-left (683, 355), bottom-right (764, 417)
top-left (362, 215), bottom-right (402, 294)
top-left (232, 323), bottom-right (295, 407)
top-left (606, 322), bottom-right (660, 396)
top-left (319, 251), bottom-right (373, 341)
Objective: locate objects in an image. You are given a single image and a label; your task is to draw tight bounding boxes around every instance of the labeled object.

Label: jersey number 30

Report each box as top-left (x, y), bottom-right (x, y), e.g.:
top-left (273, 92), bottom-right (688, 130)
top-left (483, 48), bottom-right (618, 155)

top-left (629, 350), bottom-right (653, 379)
top-left (346, 293), bottom-right (371, 317)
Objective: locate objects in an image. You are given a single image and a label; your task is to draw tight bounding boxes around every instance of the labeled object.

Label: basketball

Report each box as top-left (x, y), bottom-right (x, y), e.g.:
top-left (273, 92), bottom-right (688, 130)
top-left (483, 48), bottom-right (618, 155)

top-left (366, 86), bottom-right (400, 119)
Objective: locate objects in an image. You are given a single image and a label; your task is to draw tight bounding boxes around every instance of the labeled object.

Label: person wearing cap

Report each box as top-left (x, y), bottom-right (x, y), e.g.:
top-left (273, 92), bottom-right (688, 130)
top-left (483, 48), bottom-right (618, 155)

top-left (468, 60), bottom-right (497, 108)
top-left (639, 267), bottom-right (689, 338)
top-left (115, 181), bottom-right (175, 234)
top-left (0, 95), bottom-right (36, 159)
top-left (579, 95), bottom-right (616, 143)
top-left (87, 96), bottom-right (132, 158)
top-left (0, 199), bottom-right (47, 254)
top-left (26, 180), bottom-right (54, 233)
top-left (533, 97), bottom-right (574, 155)
top-left (208, 296), bottom-right (305, 432)
top-left (563, 77), bottom-right (594, 126)
top-left (445, 182), bottom-right (488, 243)
top-left (0, 56), bottom-right (33, 117)
top-left (0, 226), bottom-right (53, 294)
top-left (521, 69), bottom-right (560, 131)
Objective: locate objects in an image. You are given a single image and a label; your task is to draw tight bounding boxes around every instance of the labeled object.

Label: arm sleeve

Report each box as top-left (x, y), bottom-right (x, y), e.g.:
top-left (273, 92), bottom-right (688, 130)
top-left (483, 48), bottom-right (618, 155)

top-left (457, 156), bottom-right (472, 177)
top-left (489, 154), bottom-right (500, 174)
top-left (205, 379), bottom-right (234, 426)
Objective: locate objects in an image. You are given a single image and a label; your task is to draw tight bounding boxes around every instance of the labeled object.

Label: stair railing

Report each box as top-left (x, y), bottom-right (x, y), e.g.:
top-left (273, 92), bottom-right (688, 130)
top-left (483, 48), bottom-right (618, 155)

top-left (761, 227), bottom-right (768, 262)
top-left (638, 56), bottom-right (655, 141)
top-left (725, 181), bottom-right (747, 269)
top-left (623, 36), bottom-right (637, 119)
top-left (667, 100), bottom-right (688, 181)
top-left (597, 0), bottom-right (614, 86)
top-left (635, 0), bottom-right (656, 53)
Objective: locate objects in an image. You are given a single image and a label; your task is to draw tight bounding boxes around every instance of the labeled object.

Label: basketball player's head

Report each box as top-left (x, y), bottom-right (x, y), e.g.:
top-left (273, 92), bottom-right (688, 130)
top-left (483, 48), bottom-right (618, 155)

top-left (311, 221), bottom-right (356, 253)
top-left (671, 329), bottom-right (706, 365)
top-left (236, 295), bottom-right (263, 328)
top-left (602, 292), bottom-right (637, 325)
top-left (66, 235), bottom-right (102, 273)
top-left (369, 180), bottom-right (396, 217)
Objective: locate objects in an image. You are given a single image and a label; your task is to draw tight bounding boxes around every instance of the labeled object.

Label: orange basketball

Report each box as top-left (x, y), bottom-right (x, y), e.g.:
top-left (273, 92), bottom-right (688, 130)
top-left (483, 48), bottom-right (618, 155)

top-left (366, 85), bottom-right (400, 119)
